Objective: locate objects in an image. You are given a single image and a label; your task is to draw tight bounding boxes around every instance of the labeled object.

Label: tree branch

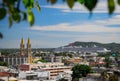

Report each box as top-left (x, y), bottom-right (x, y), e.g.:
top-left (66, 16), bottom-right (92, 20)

top-left (17, 0), bottom-right (20, 11)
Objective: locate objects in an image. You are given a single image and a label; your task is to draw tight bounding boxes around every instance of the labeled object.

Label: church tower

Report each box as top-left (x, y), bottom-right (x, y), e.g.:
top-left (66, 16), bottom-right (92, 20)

top-left (27, 37), bottom-right (32, 64)
top-left (20, 38), bottom-right (25, 56)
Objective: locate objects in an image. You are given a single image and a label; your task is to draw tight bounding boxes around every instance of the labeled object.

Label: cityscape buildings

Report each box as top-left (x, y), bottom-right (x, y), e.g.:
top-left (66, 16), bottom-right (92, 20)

top-left (0, 38), bottom-right (120, 81)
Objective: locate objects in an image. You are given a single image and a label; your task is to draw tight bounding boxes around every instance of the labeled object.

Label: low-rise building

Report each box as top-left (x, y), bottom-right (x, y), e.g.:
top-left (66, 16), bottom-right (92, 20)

top-left (54, 46), bottom-right (111, 53)
top-left (44, 54), bottom-right (62, 63)
top-left (19, 71), bottom-right (50, 80)
top-left (0, 56), bottom-right (28, 66)
top-left (19, 62), bottom-right (72, 79)
top-left (64, 57), bottom-right (82, 66)
top-left (0, 77), bottom-right (18, 81)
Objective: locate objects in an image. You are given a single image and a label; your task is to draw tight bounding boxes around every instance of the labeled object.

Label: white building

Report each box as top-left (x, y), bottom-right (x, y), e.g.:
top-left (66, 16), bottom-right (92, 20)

top-left (19, 62), bottom-right (72, 79)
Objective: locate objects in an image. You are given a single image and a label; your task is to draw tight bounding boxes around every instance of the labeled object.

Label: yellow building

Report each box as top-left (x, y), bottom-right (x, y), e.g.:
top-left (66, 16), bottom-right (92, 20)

top-left (20, 38), bottom-right (25, 56)
top-left (27, 38), bottom-right (32, 64)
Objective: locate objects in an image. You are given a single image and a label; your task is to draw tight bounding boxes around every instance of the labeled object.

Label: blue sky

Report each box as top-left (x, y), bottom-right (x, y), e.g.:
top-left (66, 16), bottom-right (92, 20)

top-left (0, 0), bottom-right (120, 48)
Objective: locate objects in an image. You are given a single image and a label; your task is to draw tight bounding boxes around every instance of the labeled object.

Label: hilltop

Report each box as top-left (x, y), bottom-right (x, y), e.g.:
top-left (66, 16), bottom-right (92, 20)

top-left (65, 41), bottom-right (120, 53)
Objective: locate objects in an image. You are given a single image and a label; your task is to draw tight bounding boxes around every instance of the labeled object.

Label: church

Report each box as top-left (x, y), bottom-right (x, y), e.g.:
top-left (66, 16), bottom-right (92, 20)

top-left (0, 38), bottom-right (32, 66)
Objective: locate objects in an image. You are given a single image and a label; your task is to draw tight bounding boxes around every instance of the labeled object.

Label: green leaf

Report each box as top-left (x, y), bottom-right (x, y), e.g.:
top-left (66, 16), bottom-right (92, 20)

top-left (22, 0), bottom-right (34, 8)
top-left (37, 4), bottom-right (41, 11)
top-left (30, 0), bottom-right (34, 8)
top-left (9, 7), bottom-right (19, 15)
top-left (28, 10), bottom-right (34, 26)
top-left (16, 14), bottom-right (21, 23)
top-left (3, 0), bottom-right (17, 5)
top-left (12, 13), bottom-right (21, 22)
top-left (21, 11), bottom-right (27, 20)
top-left (51, 0), bottom-right (57, 4)
top-left (35, 1), bottom-right (41, 12)
top-left (108, 0), bottom-right (115, 14)
top-left (9, 16), bottom-right (13, 27)
top-left (78, 0), bottom-right (84, 4)
top-left (74, 0), bottom-right (78, 2)
top-left (22, 0), bottom-right (29, 7)
top-left (84, 0), bottom-right (98, 12)
top-left (0, 8), bottom-right (7, 20)
top-left (66, 0), bottom-right (74, 9)
top-left (117, 0), bottom-right (120, 5)
top-left (0, 32), bottom-right (3, 39)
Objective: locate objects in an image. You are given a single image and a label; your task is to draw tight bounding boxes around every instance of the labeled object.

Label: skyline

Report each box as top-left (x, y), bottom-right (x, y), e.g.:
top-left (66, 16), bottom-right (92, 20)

top-left (0, 0), bottom-right (120, 48)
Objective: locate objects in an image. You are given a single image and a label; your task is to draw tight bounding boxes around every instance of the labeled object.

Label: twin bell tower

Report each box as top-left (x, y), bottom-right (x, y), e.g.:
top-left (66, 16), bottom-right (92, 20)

top-left (20, 38), bottom-right (32, 64)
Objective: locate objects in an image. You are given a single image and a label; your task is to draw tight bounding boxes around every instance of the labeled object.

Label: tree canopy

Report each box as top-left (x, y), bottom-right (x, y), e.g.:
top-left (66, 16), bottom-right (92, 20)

top-left (72, 64), bottom-right (92, 80)
top-left (0, 0), bottom-right (120, 38)
top-left (58, 78), bottom-right (68, 81)
top-left (0, 62), bottom-right (8, 67)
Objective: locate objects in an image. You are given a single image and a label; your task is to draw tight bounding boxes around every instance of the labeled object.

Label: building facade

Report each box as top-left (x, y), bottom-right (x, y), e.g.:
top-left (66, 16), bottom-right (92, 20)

top-left (44, 54), bottom-right (62, 63)
top-left (19, 62), bottom-right (72, 79)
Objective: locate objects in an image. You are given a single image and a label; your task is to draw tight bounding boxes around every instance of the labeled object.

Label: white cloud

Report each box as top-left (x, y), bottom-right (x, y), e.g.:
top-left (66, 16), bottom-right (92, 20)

top-left (31, 23), bottom-right (120, 32)
top-left (75, 33), bottom-right (120, 43)
top-left (96, 15), bottom-right (120, 25)
top-left (29, 14), bottom-right (120, 47)
top-left (42, 0), bottom-right (120, 13)
top-left (31, 15), bottom-right (120, 33)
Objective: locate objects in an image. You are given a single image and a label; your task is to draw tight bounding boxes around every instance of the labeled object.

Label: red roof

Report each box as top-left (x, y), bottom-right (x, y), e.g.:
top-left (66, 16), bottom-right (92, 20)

top-left (0, 72), bottom-right (9, 77)
top-left (90, 62), bottom-right (106, 66)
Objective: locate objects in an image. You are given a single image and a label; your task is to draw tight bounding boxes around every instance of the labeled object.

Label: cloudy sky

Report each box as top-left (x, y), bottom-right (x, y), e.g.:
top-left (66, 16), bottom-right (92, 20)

top-left (0, 0), bottom-right (120, 48)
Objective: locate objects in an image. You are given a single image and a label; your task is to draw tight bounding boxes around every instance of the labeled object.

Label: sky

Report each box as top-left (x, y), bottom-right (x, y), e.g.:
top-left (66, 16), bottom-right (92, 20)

top-left (0, 0), bottom-right (120, 48)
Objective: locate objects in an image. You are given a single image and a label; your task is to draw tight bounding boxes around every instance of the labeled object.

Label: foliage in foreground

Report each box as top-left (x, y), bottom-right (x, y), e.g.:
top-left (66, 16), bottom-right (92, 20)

top-left (0, 0), bottom-right (120, 38)
top-left (0, 0), bottom-right (119, 27)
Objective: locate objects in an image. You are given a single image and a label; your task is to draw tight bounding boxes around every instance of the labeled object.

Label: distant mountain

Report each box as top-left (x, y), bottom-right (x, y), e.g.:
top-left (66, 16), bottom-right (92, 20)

top-left (65, 42), bottom-right (120, 52)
